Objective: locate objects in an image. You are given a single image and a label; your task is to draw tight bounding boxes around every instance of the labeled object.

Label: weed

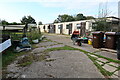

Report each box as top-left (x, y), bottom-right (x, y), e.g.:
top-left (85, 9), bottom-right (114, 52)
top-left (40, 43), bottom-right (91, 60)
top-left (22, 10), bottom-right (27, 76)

top-left (18, 61), bottom-right (32, 67)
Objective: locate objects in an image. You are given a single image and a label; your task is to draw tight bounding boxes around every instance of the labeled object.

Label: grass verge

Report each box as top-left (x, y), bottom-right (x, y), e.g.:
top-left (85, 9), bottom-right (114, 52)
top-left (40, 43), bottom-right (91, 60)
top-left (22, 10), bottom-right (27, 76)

top-left (2, 44), bottom-right (37, 68)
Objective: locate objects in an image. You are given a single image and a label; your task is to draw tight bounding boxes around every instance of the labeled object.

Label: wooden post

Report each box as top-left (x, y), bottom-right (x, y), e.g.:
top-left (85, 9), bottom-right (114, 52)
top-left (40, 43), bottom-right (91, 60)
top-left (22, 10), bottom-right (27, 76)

top-left (23, 23), bottom-right (28, 35)
top-left (38, 26), bottom-right (41, 34)
top-left (3, 26), bottom-right (5, 30)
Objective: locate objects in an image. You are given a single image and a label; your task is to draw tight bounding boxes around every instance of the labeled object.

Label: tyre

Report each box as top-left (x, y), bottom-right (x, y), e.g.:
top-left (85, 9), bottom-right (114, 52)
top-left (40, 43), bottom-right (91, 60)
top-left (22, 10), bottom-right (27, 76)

top-left (77, 42), bottom-right (81, 46)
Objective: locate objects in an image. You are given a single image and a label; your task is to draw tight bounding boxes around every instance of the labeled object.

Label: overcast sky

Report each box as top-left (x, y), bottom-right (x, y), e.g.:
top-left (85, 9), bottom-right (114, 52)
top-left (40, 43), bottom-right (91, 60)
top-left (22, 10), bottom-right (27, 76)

top-left (0, 0), bottom-right (119, 24)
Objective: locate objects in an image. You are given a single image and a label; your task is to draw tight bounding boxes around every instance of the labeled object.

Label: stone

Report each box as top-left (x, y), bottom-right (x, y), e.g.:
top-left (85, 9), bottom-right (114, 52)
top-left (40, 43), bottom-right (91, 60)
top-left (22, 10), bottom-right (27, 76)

top-left (108, 62), bottom-right (119, 68)
top-left (95, 51), bottom-right (117, 60)
top-left (89, 54), bottom-right (98, 58)
top-left (97, 58), bottom-right (108, 63)
top-left (7, 64), bottom-right (20, 73)
top-left (111, 74), bottom-right (119, 78)
top-left (14, 73), bottom-right (20, 78)
top-left (37, 42), bottom-right (57, 47)
top-left (103, 64), bottom-right (117, 72)
top-left (96, 60), bottom-right (103, 65)
top-left (114, 71), bottom-right (119, 76)
top-left (20, 75), bottom-right (26, 78)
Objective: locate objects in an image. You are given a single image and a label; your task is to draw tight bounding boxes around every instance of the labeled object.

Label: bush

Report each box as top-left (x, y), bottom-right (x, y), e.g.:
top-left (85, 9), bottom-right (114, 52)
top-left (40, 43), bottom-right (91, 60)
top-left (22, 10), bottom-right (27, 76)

top-left (27, 30), bottom-right (42, 43)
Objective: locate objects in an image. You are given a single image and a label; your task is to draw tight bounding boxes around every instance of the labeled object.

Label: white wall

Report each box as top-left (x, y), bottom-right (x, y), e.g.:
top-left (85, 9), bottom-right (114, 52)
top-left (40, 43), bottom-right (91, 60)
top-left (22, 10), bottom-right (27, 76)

top-left (54, 23), bottom-right (60, 34)
top-left (38, 20), bottom-right (94, 34)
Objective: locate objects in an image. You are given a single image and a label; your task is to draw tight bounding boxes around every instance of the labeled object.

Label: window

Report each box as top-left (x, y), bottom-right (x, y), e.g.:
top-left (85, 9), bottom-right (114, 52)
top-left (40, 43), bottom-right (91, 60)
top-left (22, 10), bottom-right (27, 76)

top-left (58, 25), bottom-right (61, 29)
top-left (66, 24), bottom-right (69, 29)
top-left (76, 23), bottom-right (81, 29)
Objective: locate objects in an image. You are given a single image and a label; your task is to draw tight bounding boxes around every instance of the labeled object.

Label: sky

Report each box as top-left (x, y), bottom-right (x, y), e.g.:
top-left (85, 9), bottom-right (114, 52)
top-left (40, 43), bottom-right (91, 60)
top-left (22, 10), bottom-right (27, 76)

top-left (0, 0), bottom-right (119, 24)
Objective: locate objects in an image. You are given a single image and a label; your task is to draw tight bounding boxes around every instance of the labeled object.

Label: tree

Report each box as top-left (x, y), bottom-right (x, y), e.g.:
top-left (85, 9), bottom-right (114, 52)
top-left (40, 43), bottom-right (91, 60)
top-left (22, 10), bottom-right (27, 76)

top-left (92, 18), bottom-right (111, 31)
top-left (38, 21), bottom-right (42, 25)
top-left (74, 13), bottom-right (86, 21)
top-left (54, 13), bottom-right (89, 23)
top-left (92, 2), bottom-right (112, 31)
top-left (21, 15), bottom-right (36, 24)
top-left (54, 19), bottom-right (59, 23)
top-left (86, 16), bottom-right (95, 20)
top-left (54, 14), bottom-right (75, 23)
top-left (8, 22), bottom-right (22, 25)
top-left (0, 20), bottom-right (9, 26)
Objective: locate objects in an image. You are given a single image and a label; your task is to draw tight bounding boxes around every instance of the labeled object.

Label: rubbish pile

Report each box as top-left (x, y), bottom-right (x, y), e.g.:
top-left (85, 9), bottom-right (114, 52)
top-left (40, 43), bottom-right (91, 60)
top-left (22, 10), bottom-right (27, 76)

top-left (15, 35), bottom-right (31, 52)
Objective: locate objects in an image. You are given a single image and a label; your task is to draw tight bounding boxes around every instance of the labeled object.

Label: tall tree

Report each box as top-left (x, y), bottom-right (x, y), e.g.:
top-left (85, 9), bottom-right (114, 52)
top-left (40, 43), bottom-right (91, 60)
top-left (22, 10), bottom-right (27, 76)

top-left (21, 15), bottom-right (36, 24)
top-left (38, 21), bottom-right (42, 25)
top-left (0, 20), bottom-right (9, 26)
top-left (8, 22), bottom-right (22, 25)
top-left (86, 16), bottom-right (95, 20)
top-left (54, 14), bottom-right (75, 23)
top-left (54, 19), bottom-right (59, 23)
top-left (92, 18), bottom-right (111, 31)
top-left (92, 2), bottom-right (112, 31)
top-left (74, 13), bottom-right (86, 21)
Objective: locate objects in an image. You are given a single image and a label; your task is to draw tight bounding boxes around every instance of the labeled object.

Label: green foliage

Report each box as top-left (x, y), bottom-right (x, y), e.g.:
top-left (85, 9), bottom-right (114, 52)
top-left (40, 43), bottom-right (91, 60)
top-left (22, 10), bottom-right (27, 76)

top-left (92, 18), bottom-right (111, 31)
top-left (45, 45), bottom-right (79, 52)
top-left (86, 16), bottom-right (95, 20)
top-left (38, 21), bottom-right (42, 25)
top-left (74, 13), bottom-right (86, 21)
top-left (11, 32), bottom-right (23, 41)
top-left (0, 20), bottom-right (9, 26)
top-left (18, 61), bottom-right (32, 67)
top-left (0, 20), bottom-right (22, 25)
top-left (8, 22), bottom-right (22, 25)
top-left (21, 15), bottom-right (36, 24)
top-left (2, 46), bottom-right (27, 67)
top-left (27, 30), bottom-right (42, 42)
top-left (54, 13), bottom-right (91, 23)
top-left (54, 14), bottom-right (75, 23)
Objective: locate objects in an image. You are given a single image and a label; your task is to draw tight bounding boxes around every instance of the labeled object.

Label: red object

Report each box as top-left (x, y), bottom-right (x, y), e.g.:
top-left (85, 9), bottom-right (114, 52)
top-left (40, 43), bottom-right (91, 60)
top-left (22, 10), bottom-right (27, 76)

top-left (73, 31), bottom-right (79, 35)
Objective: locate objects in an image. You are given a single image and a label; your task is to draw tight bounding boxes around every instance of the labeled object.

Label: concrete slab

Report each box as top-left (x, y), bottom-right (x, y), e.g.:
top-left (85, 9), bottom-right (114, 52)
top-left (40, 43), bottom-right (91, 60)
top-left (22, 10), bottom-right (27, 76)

top-left (95, 51), bottom-right (117, 60)
top-left (101, 48), bottom-right (117, 53)
top-left (32, 44), bottom-right (65, 53)
top-left (111, 74), bottom-right (119, 78)
top-left (108, 62), bottom-right (118, 68)
top-left (114, 71), bottom-right (119, 76)
top-left (36, 41), bottom-right (57, 47)
top-left (97, 58), bottom-right (108, 63)
top-left (96, 60), bottom-right (103, 65)
top-left (19, 50), bottom-right (104, 78)
top-left (103, 64), bottom-right (117, 72)
top-left (45, 34), bottom-right (117, 60)
top-left (89, 54), bottom-right (98, 58)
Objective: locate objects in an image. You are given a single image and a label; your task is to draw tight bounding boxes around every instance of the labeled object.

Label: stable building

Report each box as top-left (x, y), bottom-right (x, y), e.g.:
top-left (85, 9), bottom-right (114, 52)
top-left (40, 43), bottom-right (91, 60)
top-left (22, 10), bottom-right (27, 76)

top-left (39, 17), bottom-right (120, 35)
top-left (39, 19), bottom-right (94, 36)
